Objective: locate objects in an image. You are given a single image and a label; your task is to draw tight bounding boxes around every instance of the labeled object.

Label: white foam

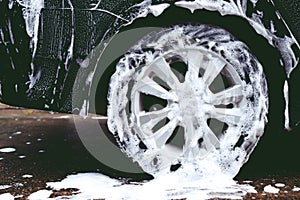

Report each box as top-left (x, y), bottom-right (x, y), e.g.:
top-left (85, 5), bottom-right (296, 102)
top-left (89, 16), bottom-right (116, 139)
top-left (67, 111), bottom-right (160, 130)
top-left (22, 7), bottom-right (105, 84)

top-left (127, 1), bottom-right (171, 22)
top-left (14, 0), bottom-right (44, 38)
top-left (22, 174), bottom-right (33, 178)
top-left (0, 147), bottom-right (16, 153)
top-left (7, 18), bottom-right (14, 45)
top-left (27, 190), bottom-right (52, 200)
top-left (0, 193), bottom-right (14, 200)
top-left (63, 0), bottom-right (75, 71)
top-left (148, 4), bottom-right (170, 17)
top-left (14, 183), bottom-right (24, 187)
top-left (243, 180), bottom-right (253, 183)
top-left (85, 72), bottom-right (94, 87)
top-left (284, 81), bottom-right (291, 130)
top-left (18, 155), bottom-right (26, 159)
top-left (79, 99), bottom-right (89, 118)
top-left (250, 0), bottom-right (258, 7)
top-left (14, 195), bottom-right (24, 199)
top-left (27, 69), bottom-right (41, 91)
top-left (292, 186), bottom-right (300, 192)
top-left (28, 172), bottom-right (256, 200)
top-left (275, 183), bottom-right (285, 188)
top-left (12, 131), bottom-right (22, 135)
top-left (264, 185), bottom-right (279, 193)
top-left (0, 185), bottom-right (11, 190)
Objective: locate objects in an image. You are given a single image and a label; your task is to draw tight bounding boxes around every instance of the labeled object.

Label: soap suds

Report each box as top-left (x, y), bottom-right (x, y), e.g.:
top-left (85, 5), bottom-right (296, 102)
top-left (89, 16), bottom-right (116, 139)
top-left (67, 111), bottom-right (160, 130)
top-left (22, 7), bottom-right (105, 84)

top-left (0, 185), bottom-right (11, 190)
top-left (27, 172), bottom-right (256, 200)
top-left (0, 193), bottom-right (14, 200)
top-left (284, 80), bottom-right (291, 130)
top-left (148, 3), bottom-right (170, 17)
top-left (0, 147), bottom-right (16, 153)
top-left (264, 184), bottom-right (280, 193)
top-left (22, 174), bottom-right (33, 178)
top-left (293, 186), bottom-right (300, 192)
top-left (275, 183), bottom-right (285, 188)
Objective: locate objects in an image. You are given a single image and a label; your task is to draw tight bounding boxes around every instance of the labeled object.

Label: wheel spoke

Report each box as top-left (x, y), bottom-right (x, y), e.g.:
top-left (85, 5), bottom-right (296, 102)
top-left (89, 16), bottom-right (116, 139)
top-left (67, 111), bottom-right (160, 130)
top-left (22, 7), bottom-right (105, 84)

top-left (182, 118), bottom-right (196, 145)
top-left (210, 85), bottom-right (243, 105)
top-left (182, 119), bottom-right (220, 159)
top-left (182, 119), bottom-right (202, 159)
top-left (138, 145), bottom-right (182, 173)
top-left (156, 145), bottom-right (182, 168)
top-left (202, 58), bottom-right (226, 86)
top-left (139, 107), bottom-right (172, 132)
top-left (209, 107), bottom-right (242, 126)
top-left (147, 118), bottom-right (179, 149)
top-left (202, 124), bottom-right (220, 150)
top-left (161, 145), bottom-right (182, 159)
top-left (136, 76), bottom-right (176, 100)
top-left (185, 50), bottom-right (204, 81)
top-left (152, 57), bottom-right (180, 89)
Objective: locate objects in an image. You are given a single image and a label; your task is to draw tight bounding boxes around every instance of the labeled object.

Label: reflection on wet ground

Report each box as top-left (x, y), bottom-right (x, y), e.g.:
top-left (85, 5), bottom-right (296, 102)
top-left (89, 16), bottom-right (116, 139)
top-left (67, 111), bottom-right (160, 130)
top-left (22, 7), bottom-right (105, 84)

top-left (0, 107), bottom-right (300, 199)
top-left (0, 118), bottom-right (104, 198)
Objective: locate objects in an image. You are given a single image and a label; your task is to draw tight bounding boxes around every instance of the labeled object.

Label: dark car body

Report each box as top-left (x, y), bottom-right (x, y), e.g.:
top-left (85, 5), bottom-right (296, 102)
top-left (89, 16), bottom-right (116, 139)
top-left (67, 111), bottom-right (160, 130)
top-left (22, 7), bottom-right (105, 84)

top-left (0, 0), bottom-right (299, 125)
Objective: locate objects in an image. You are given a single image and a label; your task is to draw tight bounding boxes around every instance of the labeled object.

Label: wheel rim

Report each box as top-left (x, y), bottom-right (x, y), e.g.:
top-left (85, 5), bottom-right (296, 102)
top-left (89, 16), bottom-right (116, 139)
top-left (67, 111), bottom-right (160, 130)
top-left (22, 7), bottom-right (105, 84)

top-left (129, 47), bottom-right (247, 171)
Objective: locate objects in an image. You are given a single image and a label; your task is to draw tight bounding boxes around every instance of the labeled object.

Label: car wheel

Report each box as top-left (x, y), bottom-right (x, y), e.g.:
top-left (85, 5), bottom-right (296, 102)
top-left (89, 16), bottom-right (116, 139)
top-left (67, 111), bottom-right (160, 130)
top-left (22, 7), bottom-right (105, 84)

top-left (107, 24), bottom-right (268, 177)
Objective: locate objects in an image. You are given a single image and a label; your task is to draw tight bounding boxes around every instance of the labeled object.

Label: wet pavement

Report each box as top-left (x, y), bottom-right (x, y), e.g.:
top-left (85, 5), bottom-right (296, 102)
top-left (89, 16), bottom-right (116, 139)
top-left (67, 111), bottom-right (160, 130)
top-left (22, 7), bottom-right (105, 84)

top-left (0, 116), bottom-right (101, 198)
top-left (1, 104), bottom-right (300, 199)
top-left (0, 104), bottom-right (151, 199)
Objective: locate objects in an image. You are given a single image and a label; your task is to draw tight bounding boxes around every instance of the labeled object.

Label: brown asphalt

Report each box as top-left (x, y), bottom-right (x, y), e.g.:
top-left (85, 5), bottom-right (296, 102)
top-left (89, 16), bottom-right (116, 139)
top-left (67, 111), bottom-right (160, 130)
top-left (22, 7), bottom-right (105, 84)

top-left (1, 103), bottom-right (300, 199)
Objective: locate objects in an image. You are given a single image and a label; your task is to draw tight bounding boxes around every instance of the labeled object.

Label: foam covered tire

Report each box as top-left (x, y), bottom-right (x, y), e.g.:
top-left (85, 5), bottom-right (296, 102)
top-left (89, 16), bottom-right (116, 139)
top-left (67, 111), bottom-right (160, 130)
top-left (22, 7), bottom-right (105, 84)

top-left (107, 24), bottom-right (268, 177)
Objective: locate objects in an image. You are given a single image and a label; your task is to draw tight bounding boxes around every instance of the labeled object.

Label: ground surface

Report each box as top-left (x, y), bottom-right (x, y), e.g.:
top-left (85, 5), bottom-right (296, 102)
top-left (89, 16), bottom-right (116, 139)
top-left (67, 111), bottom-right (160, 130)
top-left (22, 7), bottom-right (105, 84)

top-left (0, 104), bottom-right (300, 199)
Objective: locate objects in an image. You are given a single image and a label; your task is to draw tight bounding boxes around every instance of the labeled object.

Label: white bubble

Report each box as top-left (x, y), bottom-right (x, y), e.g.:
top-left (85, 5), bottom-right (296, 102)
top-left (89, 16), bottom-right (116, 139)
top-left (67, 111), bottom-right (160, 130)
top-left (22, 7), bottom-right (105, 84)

top-left (0, 147), bottom-right (16, 153)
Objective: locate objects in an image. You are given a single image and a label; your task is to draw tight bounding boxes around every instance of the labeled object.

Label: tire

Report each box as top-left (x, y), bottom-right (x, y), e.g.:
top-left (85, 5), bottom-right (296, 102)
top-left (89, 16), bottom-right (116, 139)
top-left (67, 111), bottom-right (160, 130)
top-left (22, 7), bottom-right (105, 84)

top-left (107, 24), bottom-right (268, 177)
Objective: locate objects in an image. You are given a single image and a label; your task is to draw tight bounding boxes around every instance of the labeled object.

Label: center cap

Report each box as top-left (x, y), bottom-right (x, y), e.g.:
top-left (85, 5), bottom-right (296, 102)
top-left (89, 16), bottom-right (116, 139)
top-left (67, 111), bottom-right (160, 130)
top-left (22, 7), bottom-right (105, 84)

top-left (176, 80), bottom-right (205, 118)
